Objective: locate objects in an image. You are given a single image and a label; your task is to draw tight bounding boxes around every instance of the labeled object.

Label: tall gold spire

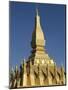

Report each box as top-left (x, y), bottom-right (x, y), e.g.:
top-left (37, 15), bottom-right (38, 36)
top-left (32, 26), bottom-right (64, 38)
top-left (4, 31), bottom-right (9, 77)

top-left (28, 8), bottom-right (55, 66)
top-left (31, 8), bottom-right (45, 49)
top-left (29, 8), bottom-right (47, 65)
top-left (29, 8), bottom-right (54, 65)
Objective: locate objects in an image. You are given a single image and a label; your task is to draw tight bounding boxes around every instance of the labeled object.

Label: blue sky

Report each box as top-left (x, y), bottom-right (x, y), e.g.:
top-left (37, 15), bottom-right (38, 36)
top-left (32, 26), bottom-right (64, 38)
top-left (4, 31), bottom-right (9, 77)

top-left (9, 1), bottom-right (66, 69)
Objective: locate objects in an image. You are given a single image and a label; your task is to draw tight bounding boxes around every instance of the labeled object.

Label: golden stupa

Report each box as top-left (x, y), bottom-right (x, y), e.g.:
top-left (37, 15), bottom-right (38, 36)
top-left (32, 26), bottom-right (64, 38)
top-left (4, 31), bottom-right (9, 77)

top-left (9, 9), bottom-right (66, 88)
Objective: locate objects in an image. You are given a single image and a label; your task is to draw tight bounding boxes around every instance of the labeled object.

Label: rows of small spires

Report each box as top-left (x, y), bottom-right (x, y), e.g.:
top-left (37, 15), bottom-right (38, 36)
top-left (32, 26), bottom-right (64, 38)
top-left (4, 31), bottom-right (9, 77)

top-left (9, 59), bottom-right (65, 88)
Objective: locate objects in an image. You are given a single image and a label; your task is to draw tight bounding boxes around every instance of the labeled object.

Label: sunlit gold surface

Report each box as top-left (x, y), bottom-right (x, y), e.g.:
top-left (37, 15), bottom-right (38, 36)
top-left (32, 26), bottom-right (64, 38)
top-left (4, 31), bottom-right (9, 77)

top-left (9, 9), bottom-right (66, 89)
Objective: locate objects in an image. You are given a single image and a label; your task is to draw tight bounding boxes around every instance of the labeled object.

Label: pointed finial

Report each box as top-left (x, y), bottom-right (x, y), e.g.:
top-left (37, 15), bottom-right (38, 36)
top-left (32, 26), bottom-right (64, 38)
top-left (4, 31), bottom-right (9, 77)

top-left (54, 62), bottom-right (56, 66)
top-left (15, 65), bottom-right (18, 72)
top-left (23, 58), bottom-right (26, 64)
top-left (23, 58), bottom-right (27, 67)
top-left (20, 60), bottom-right (24, 68)
top-left (15, 65), bottom-right (18, 69)
top-left (11, 67), bottom-right (15, 76)
top-left (11, 67), bottom-right (14, 72)
top-left (21, 60), bottom-right (23, 65)
top-left (61, 63), bottom-right (64, 71)
top-left (36, 3), bottom-right (39, 15)
top-left (61, 62), bottom-right (64, 67)
top-left (36, 8), bottom-right (39, 16)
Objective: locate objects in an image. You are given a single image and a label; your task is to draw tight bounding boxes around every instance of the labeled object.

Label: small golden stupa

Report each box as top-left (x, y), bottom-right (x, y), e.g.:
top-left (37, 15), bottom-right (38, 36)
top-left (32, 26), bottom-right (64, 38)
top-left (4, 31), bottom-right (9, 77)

top-left (9, 9), bottom-right (66, 88)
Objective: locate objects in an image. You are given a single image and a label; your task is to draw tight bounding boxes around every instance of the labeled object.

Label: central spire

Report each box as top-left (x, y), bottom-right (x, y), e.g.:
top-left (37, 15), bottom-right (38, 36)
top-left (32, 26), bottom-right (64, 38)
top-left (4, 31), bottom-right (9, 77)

top-left (31, 8), bottom-right (45, 48)
top-left (28, 8), bottom-right (54, 65)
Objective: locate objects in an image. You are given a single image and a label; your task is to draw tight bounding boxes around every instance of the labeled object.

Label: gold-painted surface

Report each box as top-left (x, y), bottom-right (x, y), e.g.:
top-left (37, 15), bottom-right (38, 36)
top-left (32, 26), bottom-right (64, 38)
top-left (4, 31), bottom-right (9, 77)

top-left (10, 9), bottom-right (66, 88)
